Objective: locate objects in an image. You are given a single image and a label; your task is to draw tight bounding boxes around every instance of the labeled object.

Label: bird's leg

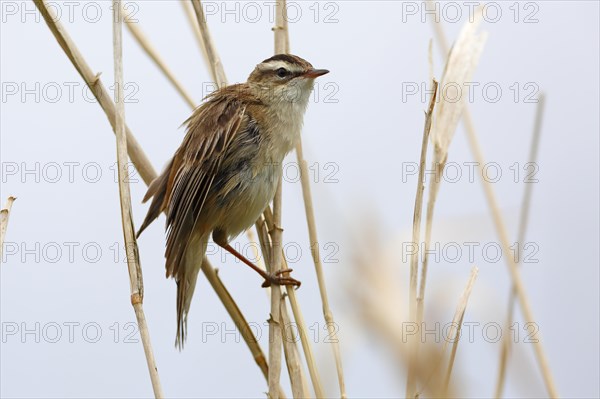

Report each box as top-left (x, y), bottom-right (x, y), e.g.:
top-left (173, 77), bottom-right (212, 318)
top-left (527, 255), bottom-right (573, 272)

top-left (212, 230), bottom-right (301, 288)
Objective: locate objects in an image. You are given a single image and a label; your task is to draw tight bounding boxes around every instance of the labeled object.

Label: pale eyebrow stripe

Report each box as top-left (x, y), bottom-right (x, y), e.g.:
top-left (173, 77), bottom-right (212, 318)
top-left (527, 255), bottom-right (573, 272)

top-left (261, 60), bottom-right (303, 73)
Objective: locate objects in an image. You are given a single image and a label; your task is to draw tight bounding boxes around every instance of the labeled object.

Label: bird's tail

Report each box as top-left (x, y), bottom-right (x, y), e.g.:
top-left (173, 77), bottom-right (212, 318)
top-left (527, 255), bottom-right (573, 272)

top-left (175, 233), bottom-right (208, 349)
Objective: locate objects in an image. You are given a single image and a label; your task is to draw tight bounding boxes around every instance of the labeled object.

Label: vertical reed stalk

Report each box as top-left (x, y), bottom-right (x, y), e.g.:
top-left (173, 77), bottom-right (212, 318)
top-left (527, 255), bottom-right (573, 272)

top-left (294, 142), bottom-right (347, 398)
top-left (262, 209), bottom-right (324, 398)
top-left (417, 266), bottom-right (478, 397)
top-left (442, 267), bottom-right (479, 396)
top-left (112, 2), bottom-right (163, 396)
top-left (406, 80), bottom-right (438, 398)
top-left (267, 181), bottom-right (285, 399)
top-left (280, 293), bottom-right (309, 398)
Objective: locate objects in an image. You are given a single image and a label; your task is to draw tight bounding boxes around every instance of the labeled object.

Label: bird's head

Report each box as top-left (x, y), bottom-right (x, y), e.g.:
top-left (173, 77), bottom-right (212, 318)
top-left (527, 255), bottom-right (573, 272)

top-left (247, 54), bottom-right (329, 106)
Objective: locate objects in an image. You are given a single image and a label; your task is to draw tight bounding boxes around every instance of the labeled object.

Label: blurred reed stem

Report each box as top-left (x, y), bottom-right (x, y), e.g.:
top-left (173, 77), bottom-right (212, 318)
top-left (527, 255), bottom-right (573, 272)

top-left (429, 9), bottom-right (558, 397)
top-left (0, 196), bottom-right (17, 260)
top-left (495, 94), bottom-right (546, 398)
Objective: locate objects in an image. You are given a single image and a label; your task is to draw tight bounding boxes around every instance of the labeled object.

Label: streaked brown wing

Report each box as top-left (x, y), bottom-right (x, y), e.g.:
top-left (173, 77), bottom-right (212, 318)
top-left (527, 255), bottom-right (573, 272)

top-left (164, 94), bottom-right (246, 280)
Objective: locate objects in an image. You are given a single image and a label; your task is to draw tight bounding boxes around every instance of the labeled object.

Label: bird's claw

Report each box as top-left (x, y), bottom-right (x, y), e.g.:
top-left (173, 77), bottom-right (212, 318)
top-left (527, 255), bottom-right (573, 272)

top-left (261, 268), bottom-right (301, 288)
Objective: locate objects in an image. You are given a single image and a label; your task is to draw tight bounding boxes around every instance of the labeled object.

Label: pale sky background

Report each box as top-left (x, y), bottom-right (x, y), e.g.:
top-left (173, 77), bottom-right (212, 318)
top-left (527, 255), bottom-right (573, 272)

top-left (1, 1), bottom-right (599, 398)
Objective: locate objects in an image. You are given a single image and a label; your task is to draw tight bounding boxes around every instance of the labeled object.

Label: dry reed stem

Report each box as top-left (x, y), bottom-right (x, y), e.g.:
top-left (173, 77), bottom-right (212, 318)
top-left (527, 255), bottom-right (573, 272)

top-left (417, 14), bottom-right (487, 330)
top-left (122, 8), bottom-right (196, 109)
top-left (257, 216), bottom-right (312, 398)
top-left (429, 11), bottom-right (558, 397)
top-left (268, 180), bottom-right (285, 399)
top-left (33, 0), bottom-right (155, 186)
top-left (444, 309), bottom-right (465, 396)
top-left (34, 1), bottom-right (283, 394)
top-left (262, 209), bottom-right (324, 398)
top-left (416, 160), bottom-right (443, 325)
top-left (0, 196), bottom-right (16, 260)
top-left (406, 79), bottom-right (439, 398)
top-left (277, 0), bottom-right (345, 391)
top-left (270, 1), bottom-right (336, 395)
top-left (417, 41), bottom-right (436, 328)
top-left (267, 4), bottom-right (290, 396)
top-left (180, 0), bottom-right (211, 72)
top-left (495, 94), bottom-right (546, 398)
top-left (112, 2), bottom-right (163, 396)
top-left (272, 1), bottom-right (337, 396)
top-left (189, 0), bottom-right (227, 88)
top-left (442, 266), bottom-right (479, 396)
top-left (280, 294), bottom-right (308, 398)
top-left (417, 266), bottom-right (478, 397)
top-left (295, 141), bottom-right (346, 398)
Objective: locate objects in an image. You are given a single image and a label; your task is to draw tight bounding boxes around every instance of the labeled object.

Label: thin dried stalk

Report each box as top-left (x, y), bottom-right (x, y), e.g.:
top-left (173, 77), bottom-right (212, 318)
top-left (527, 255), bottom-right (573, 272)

top-left (273, 2), bottom-right (325, 397)
top-left (417, 41), bottom-right (435, 328)
top-left (295, 142), bottom-right (346, 398)
top-left (0, 196), bottom-right (17, 260)
top-left (418, 266), bottom-right (478, 397)
top-left (122, 8), bottom-right (196, 108)
top-left (267, 4), bottom-right (289, 396)
top-left (262, 210), bottom-right (324, 398)
top-left (280, 294), bottom-right (308, 398)
top-left (179, 0), bottom-right (210, 71)
top-left (267, 181), bottom-right (285, 398)
top-left (444, 309), bottom-right (465, 396)
top-left (406, 79), bottom-right (438, 398)
top-left (495, 94), bottom-right (546, 398)
top-left (33, 0), bottom-right (155, 185)
top-left (112, 2), bottom-right (163, 396)
top-left (417, 15), bottom-right (487, 328)
top-left (416, 160), bottom-right (443, 326)
top-left (256, 219), bottom-right (312, 398)
top-left (442, 267), bottom-right (479, 396)
top-left (189, 0), bottom-right (227, 88)
top-left (430, 12), bottom-right (559, 398)
top-left (34, 1), bottom-right (279, 393)
top-left (285, 12), bottom-right (346, 399)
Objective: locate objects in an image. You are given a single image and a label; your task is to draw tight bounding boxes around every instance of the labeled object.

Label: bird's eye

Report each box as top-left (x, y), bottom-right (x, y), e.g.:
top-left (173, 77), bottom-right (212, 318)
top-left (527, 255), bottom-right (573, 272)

top-left (276, 68), bottom-right (289, 78)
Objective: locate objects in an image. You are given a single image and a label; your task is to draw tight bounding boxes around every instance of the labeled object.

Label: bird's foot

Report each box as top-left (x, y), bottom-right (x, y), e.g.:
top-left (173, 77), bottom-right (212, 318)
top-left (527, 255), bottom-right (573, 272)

top-left (261, 268), bottom-right (301, 288)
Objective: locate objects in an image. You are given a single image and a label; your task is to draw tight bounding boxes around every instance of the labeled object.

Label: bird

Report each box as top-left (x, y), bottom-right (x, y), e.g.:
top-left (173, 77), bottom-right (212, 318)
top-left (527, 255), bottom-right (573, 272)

top-left (136, 54), bottom-right (329, 347)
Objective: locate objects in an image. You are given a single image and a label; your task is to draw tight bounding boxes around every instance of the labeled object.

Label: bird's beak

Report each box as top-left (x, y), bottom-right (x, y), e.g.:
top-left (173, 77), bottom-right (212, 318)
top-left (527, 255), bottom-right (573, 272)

top-left (303, 69), bottom-right (329, 78)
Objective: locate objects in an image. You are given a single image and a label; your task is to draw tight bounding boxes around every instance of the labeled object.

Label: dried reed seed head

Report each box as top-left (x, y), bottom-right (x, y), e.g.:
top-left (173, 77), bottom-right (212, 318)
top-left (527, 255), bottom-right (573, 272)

top-left (431, 10), bottom-right (488, 160)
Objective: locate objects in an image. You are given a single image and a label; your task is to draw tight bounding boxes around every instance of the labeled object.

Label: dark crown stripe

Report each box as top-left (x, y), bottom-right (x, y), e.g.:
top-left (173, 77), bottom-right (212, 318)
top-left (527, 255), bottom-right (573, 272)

top-left (261, 54), bottom-right (309, 68)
